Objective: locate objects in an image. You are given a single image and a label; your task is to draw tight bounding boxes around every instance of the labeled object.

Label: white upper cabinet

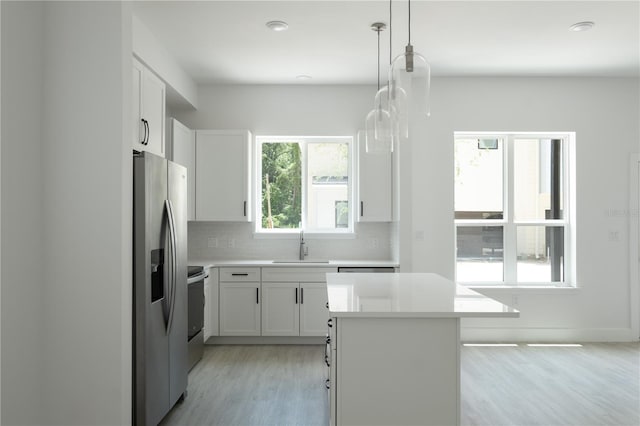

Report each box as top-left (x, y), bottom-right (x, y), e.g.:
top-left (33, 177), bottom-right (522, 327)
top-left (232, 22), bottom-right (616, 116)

top-left (357, 130), bottom-right (392, 222)
top-left (171, 118), bottom-right (195, 221)
top-left (195, 130), bottom-right (252, 222)
top-left (132, 58), bottom-right (165, 157)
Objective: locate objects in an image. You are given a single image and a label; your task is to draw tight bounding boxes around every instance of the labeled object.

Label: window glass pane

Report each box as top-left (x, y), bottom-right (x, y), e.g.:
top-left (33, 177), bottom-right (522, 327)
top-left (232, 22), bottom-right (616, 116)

top-left (514, 139), bottom-right (564, 221)
top-left (516, 226), bottom-right (564, 282)
top-left (307, 142), bottom-right (349, 230)
top-left (456, 226), bottom-right (504, 282)
top-left (454, 138), bottom-right (503, 220)
top-left (261, 142), bottom-right (302, 229)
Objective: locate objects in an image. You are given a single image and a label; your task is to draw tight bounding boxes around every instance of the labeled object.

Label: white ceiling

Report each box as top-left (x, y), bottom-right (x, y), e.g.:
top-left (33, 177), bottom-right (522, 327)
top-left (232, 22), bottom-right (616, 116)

top-left (132, 0), bottom-right (640, 85)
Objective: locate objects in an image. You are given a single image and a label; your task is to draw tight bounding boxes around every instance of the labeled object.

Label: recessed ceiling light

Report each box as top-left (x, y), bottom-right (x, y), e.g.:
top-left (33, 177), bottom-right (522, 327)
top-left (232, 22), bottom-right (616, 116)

top-left (569, 21), bottom-right (595, 32)
top-left (296, 75), bottom-right (312, 81)
top-left (266, 21), bottom-right (288, 32)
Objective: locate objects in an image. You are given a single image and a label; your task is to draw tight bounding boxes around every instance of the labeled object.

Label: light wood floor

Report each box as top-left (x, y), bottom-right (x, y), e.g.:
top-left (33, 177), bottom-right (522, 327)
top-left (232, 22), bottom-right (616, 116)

top-left (160, 343), bottom-right (639, 426)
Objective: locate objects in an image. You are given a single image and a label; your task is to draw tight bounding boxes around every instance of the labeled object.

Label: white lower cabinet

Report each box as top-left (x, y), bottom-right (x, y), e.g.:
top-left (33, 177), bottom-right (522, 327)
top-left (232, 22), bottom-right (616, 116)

top-left (261, 268), bottom-right (334, 337)
top-left (261, 282), bottom-right (300, 336)
top-left (219, 267), bottom-right (261, 336)
top-left (203, 267), bottom-right (219, 340)
top-left (299, 282), bottom-right (329, 336)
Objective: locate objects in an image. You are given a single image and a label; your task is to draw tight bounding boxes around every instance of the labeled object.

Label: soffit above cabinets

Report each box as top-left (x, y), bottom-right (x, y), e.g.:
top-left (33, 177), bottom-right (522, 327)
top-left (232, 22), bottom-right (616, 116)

top-left (133, 1), bottom-right (639, 85)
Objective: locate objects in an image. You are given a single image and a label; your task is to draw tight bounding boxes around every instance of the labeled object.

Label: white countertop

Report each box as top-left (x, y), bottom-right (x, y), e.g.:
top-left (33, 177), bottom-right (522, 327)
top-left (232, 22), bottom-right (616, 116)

top-left (188, 259), bottom-right (398, 269)
top-left (326, 272), bottom-right (519, 318)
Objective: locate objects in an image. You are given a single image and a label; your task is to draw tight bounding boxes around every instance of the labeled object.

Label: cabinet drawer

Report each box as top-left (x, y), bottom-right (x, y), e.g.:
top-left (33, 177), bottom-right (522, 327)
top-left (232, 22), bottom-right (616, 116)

top-left (220, 267), bottom-right (261, 282)
top-left (262, 267), bottom-right (337, 282)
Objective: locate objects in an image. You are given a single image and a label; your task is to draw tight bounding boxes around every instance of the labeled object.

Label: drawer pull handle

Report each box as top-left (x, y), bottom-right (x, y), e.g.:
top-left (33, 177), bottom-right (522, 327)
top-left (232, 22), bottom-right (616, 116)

top-left (231, 273), bottom-right (249, 276)
top-left (326, 379), bottom-right (330, 390)
top-left (327, 318), bottom-right (333, 328)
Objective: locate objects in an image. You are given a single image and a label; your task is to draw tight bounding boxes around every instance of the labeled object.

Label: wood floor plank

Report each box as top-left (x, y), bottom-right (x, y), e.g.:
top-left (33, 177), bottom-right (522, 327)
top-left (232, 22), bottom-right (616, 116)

top-left (160, 343), bottom-right (639, 426)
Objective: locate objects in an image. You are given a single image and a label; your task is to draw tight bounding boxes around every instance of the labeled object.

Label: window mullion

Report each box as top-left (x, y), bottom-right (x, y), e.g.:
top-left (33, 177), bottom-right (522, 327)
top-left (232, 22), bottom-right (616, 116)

top-left (301, 141), bottom-right (308, 230)
top-left (504, 135), bottom-right (518, 284)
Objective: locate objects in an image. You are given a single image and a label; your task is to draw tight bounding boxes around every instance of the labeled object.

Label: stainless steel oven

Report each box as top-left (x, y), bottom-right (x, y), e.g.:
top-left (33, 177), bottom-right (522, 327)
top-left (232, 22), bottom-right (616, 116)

top-left (187, 266), bottom-right (207, 371)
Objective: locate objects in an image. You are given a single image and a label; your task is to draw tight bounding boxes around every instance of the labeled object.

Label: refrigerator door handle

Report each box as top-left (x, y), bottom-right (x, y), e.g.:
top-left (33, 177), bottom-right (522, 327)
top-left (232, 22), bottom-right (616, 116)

top-left (165, 199), bottom-right (178, 334)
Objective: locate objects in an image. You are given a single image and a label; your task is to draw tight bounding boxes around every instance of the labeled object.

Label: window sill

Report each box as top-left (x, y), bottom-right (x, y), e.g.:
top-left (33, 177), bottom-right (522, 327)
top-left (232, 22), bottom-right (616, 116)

top-left (253, 231), bottom-right (356, 240)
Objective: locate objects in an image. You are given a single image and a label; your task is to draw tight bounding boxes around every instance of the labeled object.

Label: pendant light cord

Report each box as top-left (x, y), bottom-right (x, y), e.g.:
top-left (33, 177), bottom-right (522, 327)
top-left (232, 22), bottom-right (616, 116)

top-left (408, 0), bottom-right (411, 44)
top-left (377, 27), bottom-right (381, 91)
top-left (389, 0), bottom-right (392, 67)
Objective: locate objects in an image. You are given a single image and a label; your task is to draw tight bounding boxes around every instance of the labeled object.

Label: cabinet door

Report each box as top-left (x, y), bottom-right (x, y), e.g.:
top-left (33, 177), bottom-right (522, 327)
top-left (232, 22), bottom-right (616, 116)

top-left (171, 118), bottom-right (195, 220)
top-left (203, 268), bottom-right (219, 340)
top-left (219, 282), bottom-right (260, 336)
top-left (300, 282), bottom-right (329, 336)
top-left (141, 68), bottom-right (166, 157)
top-left (195, 130), bottom-right (251, 222)
top-left (261, 282), bottom-right (300, 336)
top-left (132, 60), bottom-right (144, 151)
top-left (132, 58), bottom-right (166, 157)
top-left (357, 130), bottom-right (392, 222)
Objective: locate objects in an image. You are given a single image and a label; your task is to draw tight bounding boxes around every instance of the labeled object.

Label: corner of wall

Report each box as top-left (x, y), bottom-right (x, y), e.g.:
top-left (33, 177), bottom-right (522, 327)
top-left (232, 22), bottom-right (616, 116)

top-left (132, 13), bottom-right (198, 110)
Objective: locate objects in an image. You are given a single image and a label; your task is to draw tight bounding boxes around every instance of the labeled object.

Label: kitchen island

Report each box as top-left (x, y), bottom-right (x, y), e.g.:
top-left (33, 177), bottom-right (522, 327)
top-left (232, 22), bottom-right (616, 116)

top-left (326, 273), bottom-right (519, 426)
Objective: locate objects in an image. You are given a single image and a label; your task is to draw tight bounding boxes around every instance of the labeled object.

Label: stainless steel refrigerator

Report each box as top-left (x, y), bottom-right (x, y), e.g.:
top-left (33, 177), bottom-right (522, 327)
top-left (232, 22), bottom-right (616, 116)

top-left (133, 151), bottom-right (188, 426)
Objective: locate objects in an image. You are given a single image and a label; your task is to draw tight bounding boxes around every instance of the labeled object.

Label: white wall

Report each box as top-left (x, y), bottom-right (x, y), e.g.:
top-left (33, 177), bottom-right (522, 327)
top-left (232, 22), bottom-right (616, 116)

top-left (1, 1), bottom-right (133, 424)
top-left (1, 2), bottom-right (45, 424)
top-left (175, 84), bottom-right (374, 135)
top-left (175, 85), bottom-right (394, 261)
top-left (408, 77), bottom-right (639, 341)
top-left (133, 14), bottom-right (198, 110)
top-left (39, 2), bottom-right (132, 423)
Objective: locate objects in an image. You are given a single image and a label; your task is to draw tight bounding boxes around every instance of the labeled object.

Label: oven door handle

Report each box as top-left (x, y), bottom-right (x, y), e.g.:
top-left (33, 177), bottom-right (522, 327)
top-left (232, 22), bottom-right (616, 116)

top-left (187, 271), bottom-right (207, 284)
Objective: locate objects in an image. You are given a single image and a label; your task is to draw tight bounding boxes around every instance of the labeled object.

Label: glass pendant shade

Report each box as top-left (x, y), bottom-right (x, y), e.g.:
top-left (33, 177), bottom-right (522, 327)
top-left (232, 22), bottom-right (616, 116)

top-left (374, 85), bottom-right (399, 144)
top-left (388, 78), bottom-right (409, 138)
top-left (365, 106), bottom-right (393, 154)
top-left (391, 47), bottom-right (431, 120)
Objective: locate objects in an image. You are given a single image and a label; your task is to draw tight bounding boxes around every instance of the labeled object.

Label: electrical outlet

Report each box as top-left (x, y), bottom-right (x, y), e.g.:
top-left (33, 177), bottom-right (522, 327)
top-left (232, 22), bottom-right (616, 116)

top-left (207, 237), bottom-right (218, 248)
top-left (608, 230), bottom-right (620, 242)
top-left (512, 295), bottom-right (519, 307)
top-left (228, 238), bottom-right (236, 248)
top-left (368, 238), bottom-right (379, 249)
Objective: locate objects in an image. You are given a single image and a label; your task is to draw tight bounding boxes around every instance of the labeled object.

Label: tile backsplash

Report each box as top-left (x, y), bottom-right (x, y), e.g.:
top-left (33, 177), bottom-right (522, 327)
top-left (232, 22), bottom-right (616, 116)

top-left (188, 222), bottom-right (393, 261)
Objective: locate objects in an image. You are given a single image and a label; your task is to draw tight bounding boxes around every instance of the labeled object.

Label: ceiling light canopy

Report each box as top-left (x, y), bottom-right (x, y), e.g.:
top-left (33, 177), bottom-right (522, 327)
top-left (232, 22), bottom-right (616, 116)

top-left (266, 20), bottom-right (288, 32)
top-left (569, 21), bottom-right (595, 32)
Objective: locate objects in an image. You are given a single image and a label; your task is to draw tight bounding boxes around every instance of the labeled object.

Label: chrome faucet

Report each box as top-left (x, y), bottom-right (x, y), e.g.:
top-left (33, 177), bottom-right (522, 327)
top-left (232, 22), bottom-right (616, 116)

top-left (299, 230), bottom-right (307, 260)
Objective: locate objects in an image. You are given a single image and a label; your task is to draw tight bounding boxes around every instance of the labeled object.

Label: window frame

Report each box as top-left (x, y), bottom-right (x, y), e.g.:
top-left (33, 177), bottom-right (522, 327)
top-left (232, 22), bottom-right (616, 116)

top-left (255, 135), bottom-right (354, 236)
top-left (454, 132), bottom-right (575, 287)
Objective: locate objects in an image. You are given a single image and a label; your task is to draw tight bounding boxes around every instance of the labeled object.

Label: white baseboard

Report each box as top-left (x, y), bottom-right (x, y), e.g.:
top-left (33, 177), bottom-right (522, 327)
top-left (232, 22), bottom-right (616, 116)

top-left (205, 336), bottom-right (325, 345)
top-left (461, 327), bottom-right (640, 343)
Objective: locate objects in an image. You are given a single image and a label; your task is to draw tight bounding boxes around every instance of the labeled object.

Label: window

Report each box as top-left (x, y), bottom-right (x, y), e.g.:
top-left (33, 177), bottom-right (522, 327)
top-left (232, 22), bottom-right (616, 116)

top-left (256, 136), bottom-right (352, 233)
top-left (454, 133), bottom-right (574, 286)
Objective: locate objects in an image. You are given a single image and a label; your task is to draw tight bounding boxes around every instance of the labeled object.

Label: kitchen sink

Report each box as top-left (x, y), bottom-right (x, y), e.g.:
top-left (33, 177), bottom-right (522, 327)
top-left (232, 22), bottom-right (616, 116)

top-left (271, 260), bottom-right (331, 264)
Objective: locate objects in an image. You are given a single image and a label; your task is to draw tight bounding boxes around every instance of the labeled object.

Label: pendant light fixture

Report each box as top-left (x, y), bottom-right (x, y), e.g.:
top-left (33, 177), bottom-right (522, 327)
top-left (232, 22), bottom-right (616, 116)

top-left (390, 0), bottom-right (431, 126)
top-left (365, 22), bottom-right (393, 154)
top-left (372, 0), bottom-right (399, 149)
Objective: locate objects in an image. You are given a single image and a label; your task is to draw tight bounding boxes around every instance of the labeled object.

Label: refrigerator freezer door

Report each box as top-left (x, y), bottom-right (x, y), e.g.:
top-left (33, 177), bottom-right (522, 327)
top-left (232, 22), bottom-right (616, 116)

top-left (134, 152), bottom-right (170, 426)
top-left (167, 160), bottom-right (189, 407)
